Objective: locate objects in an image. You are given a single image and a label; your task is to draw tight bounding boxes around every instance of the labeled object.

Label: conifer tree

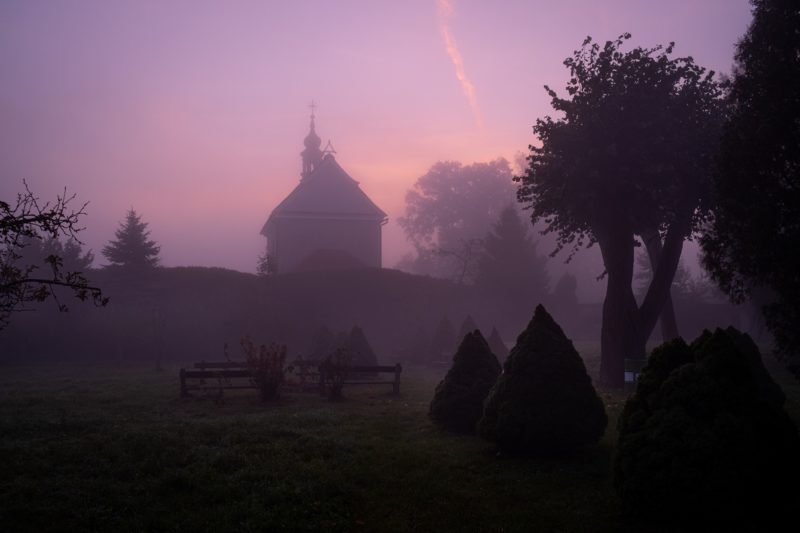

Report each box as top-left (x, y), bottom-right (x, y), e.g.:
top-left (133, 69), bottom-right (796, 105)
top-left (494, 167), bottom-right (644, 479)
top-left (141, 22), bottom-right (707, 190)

top-left (429, 330), bottom-right (501, 433)
top-left (478, 304), bottom-right (607, 454)
top-left (102, 209), bottom-right (160, 270)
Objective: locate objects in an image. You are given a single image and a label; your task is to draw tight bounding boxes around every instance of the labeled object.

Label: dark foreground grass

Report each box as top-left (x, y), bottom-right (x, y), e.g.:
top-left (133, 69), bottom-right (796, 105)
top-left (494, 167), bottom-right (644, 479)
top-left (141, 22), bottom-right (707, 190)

top-left (1, 354), bottom-right (797, 533)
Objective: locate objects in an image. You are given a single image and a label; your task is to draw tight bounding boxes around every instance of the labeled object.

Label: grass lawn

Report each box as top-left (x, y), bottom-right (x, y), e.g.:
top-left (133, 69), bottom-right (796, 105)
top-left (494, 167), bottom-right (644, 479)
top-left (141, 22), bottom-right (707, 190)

top-left (1, 350), bottom-right (797, 532)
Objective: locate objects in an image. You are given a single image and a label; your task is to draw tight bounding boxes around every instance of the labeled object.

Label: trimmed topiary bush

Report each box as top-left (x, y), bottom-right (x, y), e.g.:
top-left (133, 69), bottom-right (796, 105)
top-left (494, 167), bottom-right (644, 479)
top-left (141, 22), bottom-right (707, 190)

top-left (478, 304), bottom-right (607, 454)
top-left (614, 327), bottom-right (800, 529)
top-left (347, 325), bottom-right (379, 366)
top-left (487, 326), bottom-right (509, 361)
top-left (429, 330), bottom-right (501, 433)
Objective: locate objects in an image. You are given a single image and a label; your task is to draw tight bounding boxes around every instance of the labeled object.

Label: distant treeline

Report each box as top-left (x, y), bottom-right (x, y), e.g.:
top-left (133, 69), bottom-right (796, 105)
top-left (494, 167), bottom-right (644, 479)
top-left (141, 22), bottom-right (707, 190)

top-left (0, 266), bottom-right (748, 365)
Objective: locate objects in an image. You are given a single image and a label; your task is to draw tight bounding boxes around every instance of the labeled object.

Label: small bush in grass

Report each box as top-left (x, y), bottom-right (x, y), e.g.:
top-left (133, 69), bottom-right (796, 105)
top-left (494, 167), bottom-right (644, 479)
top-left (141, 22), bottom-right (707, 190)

top-left (429, 330), bottom-right (501, 433)
top-left (323, 347), bottom-right (352, 401)
top-left (614, 328), bottom-right (800, 528)
top-left (241, 336), bottom-right (287, 401)
top-left (478, 304), bottom-right (607, 454)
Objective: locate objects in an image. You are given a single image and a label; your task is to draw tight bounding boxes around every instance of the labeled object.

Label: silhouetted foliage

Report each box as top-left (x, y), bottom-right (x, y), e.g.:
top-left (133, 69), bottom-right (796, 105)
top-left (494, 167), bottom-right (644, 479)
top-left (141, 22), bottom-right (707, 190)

top-left (346, 325), bottom-right (378, 366)
top-left (429, 330), bottom-right (501, 433)
top-left (487, 327), bottom-right (509, 361)
top-left (478, 305), bottom-right (607, 454)
top-left (1, 183), bottom-right (106, 329)
top-left (475, 205), bottom-right (549, 322)
top-left (429, 316), bottom-right (456, 363)
top-left (323, 347), bottom-right (351, 401)
top-left (398, 159), bottom-right (515, 282)
top-left (102, 209), bottom-right (160, 270)
top-left (516, 33), bottom-right (726, 386)
top-left (701, 0), bottom-right (800, 375)
top-left (241, 337), bottom-right (287, 402)
top-left (614, 328), bottom-right (800, 528)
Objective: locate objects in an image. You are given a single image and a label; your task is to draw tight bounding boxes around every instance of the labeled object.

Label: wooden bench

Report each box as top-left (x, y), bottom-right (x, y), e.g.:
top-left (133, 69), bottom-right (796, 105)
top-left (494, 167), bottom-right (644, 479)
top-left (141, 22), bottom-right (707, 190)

top-left (179, 361), bottom-right (254, 397)
top-left (179, 361), bottom-right (403, 397)
top-left (319, 363), bottom-right (403, 395)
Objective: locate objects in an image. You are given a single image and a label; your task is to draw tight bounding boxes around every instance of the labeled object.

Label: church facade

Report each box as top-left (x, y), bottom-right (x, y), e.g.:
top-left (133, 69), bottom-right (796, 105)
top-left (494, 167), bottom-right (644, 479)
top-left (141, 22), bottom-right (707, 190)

top-left (261, 115), bottom-right (387, 273)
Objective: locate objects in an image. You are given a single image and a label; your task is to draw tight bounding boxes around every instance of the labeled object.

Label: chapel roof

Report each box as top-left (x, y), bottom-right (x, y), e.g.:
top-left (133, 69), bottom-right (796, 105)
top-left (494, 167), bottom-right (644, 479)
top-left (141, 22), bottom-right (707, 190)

top-left (261, 153), bottom-right (387, 235)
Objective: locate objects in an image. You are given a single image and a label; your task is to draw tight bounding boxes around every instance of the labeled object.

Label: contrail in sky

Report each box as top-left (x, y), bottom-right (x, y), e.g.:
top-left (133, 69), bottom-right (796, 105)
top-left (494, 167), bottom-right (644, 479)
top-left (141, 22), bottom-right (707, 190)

top-left (437, 0), bottom-right (484, 129)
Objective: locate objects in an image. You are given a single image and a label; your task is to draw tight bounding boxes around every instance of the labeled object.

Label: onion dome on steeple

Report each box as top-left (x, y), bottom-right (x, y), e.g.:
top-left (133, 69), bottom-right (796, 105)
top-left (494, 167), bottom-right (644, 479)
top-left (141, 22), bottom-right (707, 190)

top-left (301, 101), bottom-right (323, 179)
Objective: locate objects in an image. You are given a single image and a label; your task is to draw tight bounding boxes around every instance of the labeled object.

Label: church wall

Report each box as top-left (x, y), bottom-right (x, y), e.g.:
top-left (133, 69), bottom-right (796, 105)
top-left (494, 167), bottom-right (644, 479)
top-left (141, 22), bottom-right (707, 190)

top-left (274, 217), bottom-right (381, 271)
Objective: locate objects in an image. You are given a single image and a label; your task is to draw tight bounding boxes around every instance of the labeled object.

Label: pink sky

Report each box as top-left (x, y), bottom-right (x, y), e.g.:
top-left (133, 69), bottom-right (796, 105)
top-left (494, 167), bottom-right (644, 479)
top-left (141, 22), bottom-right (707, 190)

top-left (1, 0), bottom-right (752, 297)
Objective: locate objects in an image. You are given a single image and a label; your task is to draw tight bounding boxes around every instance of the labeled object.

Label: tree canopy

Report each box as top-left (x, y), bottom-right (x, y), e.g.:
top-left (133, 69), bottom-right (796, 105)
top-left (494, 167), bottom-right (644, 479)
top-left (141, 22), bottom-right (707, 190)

top-left (516, 34), bottom-right (726, 386)
top-left (102, 209), bottom-right (160, 270)
top-left (701, 0), bottom-right (800, 371)
top-left (1, 183), bottom-right (106, 330)
top-left (399, 159), bottom-right (515, 282)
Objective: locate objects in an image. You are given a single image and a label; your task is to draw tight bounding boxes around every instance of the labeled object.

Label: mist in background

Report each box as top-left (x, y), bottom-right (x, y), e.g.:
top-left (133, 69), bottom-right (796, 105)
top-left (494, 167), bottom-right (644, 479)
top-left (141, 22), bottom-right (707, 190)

top-left (0, 0), bottom-right (751, 301)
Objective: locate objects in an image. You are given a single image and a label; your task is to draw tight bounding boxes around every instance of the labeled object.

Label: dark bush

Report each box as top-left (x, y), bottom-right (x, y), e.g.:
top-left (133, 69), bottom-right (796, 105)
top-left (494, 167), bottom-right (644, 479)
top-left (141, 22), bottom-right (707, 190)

top-left (347, 325), bottom-right (378, 366)
top-left (614, 327), bottom-right (800, 528)
top-left (487, 326), bottom-right (509, 361)
top-left (429, 330), bottom-right (501, 433)
top-left (478, 304), bottom-right (607, 454)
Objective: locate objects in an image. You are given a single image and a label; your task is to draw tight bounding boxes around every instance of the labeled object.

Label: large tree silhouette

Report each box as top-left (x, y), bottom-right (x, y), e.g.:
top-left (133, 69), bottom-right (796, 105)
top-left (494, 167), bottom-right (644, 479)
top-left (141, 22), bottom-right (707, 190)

top-left (102, 209), bottom-right (160, 270)
top-left (517, 34), bottom-right (725, 386)
top-left (701, 0), bottom-right (800, 373)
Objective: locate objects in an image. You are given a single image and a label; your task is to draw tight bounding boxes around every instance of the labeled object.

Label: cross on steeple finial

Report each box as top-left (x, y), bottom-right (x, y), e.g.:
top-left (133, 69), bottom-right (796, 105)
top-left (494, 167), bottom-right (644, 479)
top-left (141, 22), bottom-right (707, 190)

top-left (309, 100), bottom-right (317, 121)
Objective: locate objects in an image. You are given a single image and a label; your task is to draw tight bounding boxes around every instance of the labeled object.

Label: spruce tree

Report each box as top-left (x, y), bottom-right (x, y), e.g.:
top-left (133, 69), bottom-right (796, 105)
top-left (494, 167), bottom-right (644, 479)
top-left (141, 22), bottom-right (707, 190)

top-left (478, 304), bottom-right (607, 454)
top-left (102, 209), bottom-right (160, 270)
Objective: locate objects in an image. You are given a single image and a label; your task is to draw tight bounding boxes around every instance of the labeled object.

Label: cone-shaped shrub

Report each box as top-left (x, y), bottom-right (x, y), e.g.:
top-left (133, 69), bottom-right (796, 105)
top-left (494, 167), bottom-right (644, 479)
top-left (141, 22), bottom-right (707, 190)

top-left (429, 317), bottom-right (456, 363)
top-left (487, 326), bottom-right (509, 361)
top-left (429, 330), bottom-right (501, 433)
top-left (478, 304), bottom-right (607, 454)
top-left (456, 315), bottom-right (479, 342)
top-left (615, 328), bottom-right (800, 529)
top-left (347, 325), bottom-right (379, 366)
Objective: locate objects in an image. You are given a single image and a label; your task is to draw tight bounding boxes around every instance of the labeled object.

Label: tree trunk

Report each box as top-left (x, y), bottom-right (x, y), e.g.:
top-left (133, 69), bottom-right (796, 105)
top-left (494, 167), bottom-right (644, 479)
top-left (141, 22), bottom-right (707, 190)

top-left (638, 218), bottom-right (690, 343)
top-left (598, 225), bottom-right (645, 388)
top-left (642, 228), bottom-right (679, 341)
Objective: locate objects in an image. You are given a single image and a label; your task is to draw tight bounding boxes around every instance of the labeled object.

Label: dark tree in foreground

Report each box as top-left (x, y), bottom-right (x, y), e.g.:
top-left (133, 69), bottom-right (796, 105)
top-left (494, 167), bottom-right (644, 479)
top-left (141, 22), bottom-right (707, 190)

top-left (701, 0), bottom-right (800, 373)
top-left (478, 305), bottom-right (606, 454)
top-left (516, 34), bottom-right (725, 386)
top-left (102, 209), bottom-right (160, 270)
top-left (1, 184), bottom-right (106, 329)
top-left (429, 330), bottom-right (501, 433)
top-left (614, 328), bottom-right (800, 528)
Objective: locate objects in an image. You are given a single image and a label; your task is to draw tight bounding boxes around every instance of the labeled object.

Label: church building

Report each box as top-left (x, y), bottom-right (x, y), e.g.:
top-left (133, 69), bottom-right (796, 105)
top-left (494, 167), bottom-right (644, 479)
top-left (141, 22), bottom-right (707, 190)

top-left (261, 112), bottom-right (387, 273)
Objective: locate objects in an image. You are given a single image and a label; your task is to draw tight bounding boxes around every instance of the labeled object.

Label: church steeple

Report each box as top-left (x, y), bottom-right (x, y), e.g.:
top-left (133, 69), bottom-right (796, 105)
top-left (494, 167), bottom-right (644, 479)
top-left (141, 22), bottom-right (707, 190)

top-left (301, 101), bottom-right (323, 179)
